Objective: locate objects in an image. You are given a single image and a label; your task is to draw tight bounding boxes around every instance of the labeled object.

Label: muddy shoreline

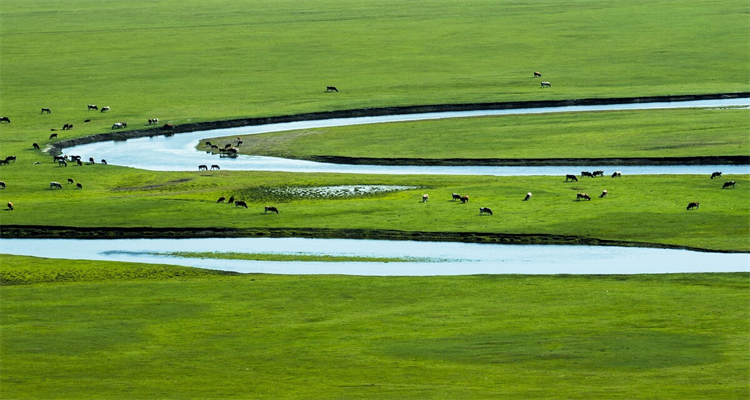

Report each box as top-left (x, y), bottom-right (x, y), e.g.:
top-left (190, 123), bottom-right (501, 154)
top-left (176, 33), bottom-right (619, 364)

top-left (50, 92), bottom-right (750, 166)
top-left (1, 225), bottom-right (743, 254)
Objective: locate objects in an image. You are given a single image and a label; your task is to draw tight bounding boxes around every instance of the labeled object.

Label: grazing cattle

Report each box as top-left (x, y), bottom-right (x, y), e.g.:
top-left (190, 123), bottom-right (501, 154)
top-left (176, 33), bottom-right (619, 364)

top-left (84, 119), bottom-right (91, 123)
top-left (76, 183), bottom-right (83, 189)
top-left (592, 170), bottom-right (604, 177)
top-left (422, 194), bottom-right (429, 202)
top-left (600, 190), bottom-right (608, 198)
top-left (0, 181), bottom-right (5, 189)
top-left (722, 181), bottom-right (736, 189)
top-left (205, 141), bottom-right (213, 147)
top-left (101, 159), bottom-right (107, 165)
top-left (62, 123), bottom-right (73, 130)
top-left (49, 133), bottom-right (58, 139)
top-left (265, 206), bottom-right (279, 214)
top-left (58, 159), bottom-right (68, 167)
top-left (111, 122), bottom-right (127, 129)
top-left (711, 172), bottom-right (722, 179)
top-left (0, 117), bottom-right (10, 123)
top-left (452, 193), bottom-right (461, 201)
top-left (148, 118), bottom-right (159, 125)
top-left (576, 193), bottom-right (591, 201)
top-left (211, 165), bottom-right (220, 170)
top-left (41, 108), bottom-right (51, 114)
top-left (611, 171), bottom-right (622, 178)
top-left (540, 81), bottom-right (552, 88)
top-left (33, 142), bottom-right (40, 150)
top-left (4, 156), bottom-right (16, 163)
top-left (523, 192), bottom-right (532, 201)
top-left (76, 159), bottom-right (82, 166)
top-left (217, 196), bottom-right (226, 203)
top-left (100, 106), bottom-right (110, 112)
top-left (50, 181), bottom-right (62, 189)
top-left (0, 160), bottom-right (8, 166)
top-left (687, 202), bottom-right (700, 210)
top-left (581, 171), bottom-right (594, 178)
top-left (163, 123), bottom-right (174, 129)
top-left (565, 174), bottom-right (578, 182)
top-left (88, 104), bottom-right (98, 111)
top-left (224, 143), bottom-right (233, 149)
top-left (326, 86), bottom-right (339, 92)
top-left (235, 200), bottom-right (248, 208)
top-left (227, 196), bottom-right (235, 204)
top-left (7, 202), bottom-right (13, 211)
top-left (67, 178), bottom-right (75, 184)
top-left (89, 157), bottom-right (96, 164)
top-left (534, 71), bottom-right (542, 77)
top-left (479, 207), bottom-right (493, 216)
top-left (460, 195), bottom-right (469, 204)
top-left (198, 165), bottom-right (208, 171)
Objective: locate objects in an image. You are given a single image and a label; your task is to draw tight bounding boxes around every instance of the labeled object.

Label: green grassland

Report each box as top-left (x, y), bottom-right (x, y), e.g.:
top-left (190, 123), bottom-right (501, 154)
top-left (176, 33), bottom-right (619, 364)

top-left (1, 255), bottom-right (748, 399)
top-left (222, 108), bottom-right (750, 160)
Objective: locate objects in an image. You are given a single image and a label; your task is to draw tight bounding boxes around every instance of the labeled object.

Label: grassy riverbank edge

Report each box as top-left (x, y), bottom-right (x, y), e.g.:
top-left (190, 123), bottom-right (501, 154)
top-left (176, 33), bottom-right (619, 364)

top-left (3, 225), bottom-right (745, 254)
top-left (47, 93), bottom-right (750, 159)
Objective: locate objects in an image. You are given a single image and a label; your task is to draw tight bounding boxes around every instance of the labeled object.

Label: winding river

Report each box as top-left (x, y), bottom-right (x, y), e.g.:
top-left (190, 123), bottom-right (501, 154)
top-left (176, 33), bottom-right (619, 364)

top-left (6, 98), bottom-right (749, 275)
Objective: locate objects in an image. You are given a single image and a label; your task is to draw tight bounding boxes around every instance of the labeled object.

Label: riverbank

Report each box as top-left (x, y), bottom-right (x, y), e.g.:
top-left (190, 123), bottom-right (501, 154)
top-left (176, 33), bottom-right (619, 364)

top-left (2, 225), bottom-right (745, 254)
top-left (50, 92), bottom-right (750, 160)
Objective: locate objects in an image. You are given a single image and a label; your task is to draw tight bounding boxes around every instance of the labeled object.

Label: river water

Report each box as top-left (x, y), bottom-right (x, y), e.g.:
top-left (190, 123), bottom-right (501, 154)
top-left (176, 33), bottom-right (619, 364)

top-left (11, 98), bottom-right (748, 275)
top-left (2, 238), bottom-right (748, 276)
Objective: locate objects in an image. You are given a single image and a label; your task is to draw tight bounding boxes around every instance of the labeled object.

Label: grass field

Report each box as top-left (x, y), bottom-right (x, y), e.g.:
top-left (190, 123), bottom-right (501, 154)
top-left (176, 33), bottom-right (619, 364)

top-left (220, 108), bottom-right (750, 160)
top-left (1, 1), bottom-right (749, 399)
top-left (1, 255), bottom-right (748, 399)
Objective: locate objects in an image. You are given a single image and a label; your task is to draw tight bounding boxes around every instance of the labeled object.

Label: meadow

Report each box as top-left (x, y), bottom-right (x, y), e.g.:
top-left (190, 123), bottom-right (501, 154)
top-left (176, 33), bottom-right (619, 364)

top-left (1, 0), bottom-right (749, 399)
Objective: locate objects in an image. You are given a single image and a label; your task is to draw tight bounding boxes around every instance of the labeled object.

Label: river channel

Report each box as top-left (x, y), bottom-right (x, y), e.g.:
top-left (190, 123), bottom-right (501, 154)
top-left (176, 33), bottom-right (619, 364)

top-left (9, 98), bottom-right (749, 275)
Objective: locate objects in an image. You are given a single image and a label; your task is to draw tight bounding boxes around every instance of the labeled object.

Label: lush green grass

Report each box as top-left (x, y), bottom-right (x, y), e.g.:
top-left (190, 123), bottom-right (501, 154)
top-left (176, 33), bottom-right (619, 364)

top-left (0, 161), bottom-right (748, 251)
top-left (150, 251), bottom-right (437, 263)
top-left (1, 255), bottom-right (748, 399)
top-left (221, 108), bottom-right (750, 160)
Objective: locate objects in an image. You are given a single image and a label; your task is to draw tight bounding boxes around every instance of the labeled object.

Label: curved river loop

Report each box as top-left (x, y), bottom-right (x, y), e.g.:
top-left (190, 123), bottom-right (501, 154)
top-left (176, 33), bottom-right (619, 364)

top-left (4, 97), bottom-right (749, 275)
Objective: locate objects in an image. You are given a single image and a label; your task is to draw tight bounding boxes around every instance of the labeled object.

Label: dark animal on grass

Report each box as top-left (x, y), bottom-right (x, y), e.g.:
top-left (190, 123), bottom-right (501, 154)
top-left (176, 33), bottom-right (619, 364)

top-left (687, 202), bottom-right (700, 210)
top-left (205, 141), bottom-right (213, 147)
top-left (722, 181), bottom-right (736, 189)
top-left (41, 108), bottom-right (51, 114)
top-left (227, 196), bottom-right (234, 204)
top-left (611, 171), bottom-right (622, 178)
top-left (148, 118), bottom-right (159, 125)
top-left (600, 190), bottom-right (608, 198)
top-left (76, 183), bottom-right (83, 189)
top-left (62, 123), bottom-right (73, 130)
top-left (111, 122), bottom-right (126, 129)
top-left (479, 207), bottom-right (493, 216)
top-left (0, 160), bottom-right (8, 166)
top-left (88, 105), bottom-right (98, 111)
top-left (534, 71), bottom-right (542, 77)
top-left (58, 159), bottom-right (68, 167)
top-left (101, 159), bottom-right (107, 165)
top-left (224, 144), bottom-right (233, 149)
top-left (565, 174), bottom-right (578, 182)
top-left (50, 181), bottom-right (62, 189)
top-left (0, 117), bottom-right (10, 123)
top-left (422, 194), bottom-right (429, 202)
top-left (89, 157), bottom-right (96, 164)
top-left (4, 156), bottom-right (16, 163)
top-left (460, 195), bottom-right (469, 204)
top-left (524, 192), bottom-right (532, 201)
top-left (198, 165), bottom-right (208, 171)
top-left (84, 119), bottom-right (91, 123)
top-left (49, 133), bottom-right (58, 139)
top-left (211, 145), bottom-right (219, 150)
top-left (76, 159), bottom-right (82, 166)
top-left (452, 193), bottom-right (461, 201)
top-left (7, 202), bottom-right (13, 211)
top-left (326, 86), bottom-right (339, 92)
top-left (235, 200), bottom-right (248, 208)
top-left (217, 196), bottom-right (226, 203)
top-left (163, 123), bottom-right (174, 129)
top-left (70, 155), bottom-right (81, 162)
top-left (0, 181), bottom-right (5, 189)
top-left (592, 170), bottom-right (604, 177)
top-left (100, 106), bottom-right (110, 112)
top-left (540, 81), bottom-right (551, 88)
top-left (265, 206), bottom-right (279, 214)
top-left (581, 171), bottom-right (594, 178)
top-left (33, 142), bottom-right (40, 150)
top-left (711, 172), bottom-right (722, 179)
top-left (576, 193), bottom-right (591, 201)
top-left (67, 178), bottom-right (74, 184)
